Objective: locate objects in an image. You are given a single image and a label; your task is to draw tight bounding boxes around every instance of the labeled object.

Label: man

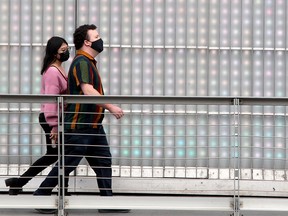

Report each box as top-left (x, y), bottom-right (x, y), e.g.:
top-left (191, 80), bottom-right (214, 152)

top-left (34, 24), bottom-right (130, 214)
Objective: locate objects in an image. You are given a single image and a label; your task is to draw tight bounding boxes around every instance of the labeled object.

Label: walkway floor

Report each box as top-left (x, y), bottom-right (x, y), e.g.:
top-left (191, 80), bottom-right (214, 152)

top-left (0, 209), bottom-right (288, 216)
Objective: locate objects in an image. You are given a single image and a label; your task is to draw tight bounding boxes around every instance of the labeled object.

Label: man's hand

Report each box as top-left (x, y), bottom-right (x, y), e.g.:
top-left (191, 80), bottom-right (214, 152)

top-left (107, 105), bottom-right (124, 119)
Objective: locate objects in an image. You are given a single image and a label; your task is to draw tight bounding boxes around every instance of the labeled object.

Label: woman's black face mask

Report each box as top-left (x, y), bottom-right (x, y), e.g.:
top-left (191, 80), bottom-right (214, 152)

top-left (58, 49), bottom-right (70, 62)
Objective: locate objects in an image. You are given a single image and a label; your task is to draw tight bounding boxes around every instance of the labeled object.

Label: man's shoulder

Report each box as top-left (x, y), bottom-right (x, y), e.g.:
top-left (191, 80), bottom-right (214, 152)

top-left (69, 56), bottom-right (91, 71)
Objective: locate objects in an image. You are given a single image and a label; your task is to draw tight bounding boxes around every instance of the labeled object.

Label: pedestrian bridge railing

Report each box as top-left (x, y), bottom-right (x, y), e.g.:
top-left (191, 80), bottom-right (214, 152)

top-left (0, 94), bottom-right (288, 215)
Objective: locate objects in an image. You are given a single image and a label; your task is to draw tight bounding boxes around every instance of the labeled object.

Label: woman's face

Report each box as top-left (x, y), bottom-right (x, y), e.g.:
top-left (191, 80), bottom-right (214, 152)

top-left (55, 42), bottom-right (70, 63)
top-left (57, 43), bottom-right (69, 54)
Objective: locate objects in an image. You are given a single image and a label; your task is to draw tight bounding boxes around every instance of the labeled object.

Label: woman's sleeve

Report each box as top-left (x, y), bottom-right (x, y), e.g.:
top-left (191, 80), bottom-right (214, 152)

top-left (43, 68), bottom-right (61, 131)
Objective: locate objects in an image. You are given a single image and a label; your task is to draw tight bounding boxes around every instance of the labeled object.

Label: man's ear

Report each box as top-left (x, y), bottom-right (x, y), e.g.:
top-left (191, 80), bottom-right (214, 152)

top-left (84, 40), bottom-right (91, 46)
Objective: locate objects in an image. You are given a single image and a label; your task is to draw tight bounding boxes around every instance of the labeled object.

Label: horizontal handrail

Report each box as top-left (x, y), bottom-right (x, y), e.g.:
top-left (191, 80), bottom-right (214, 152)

top-left (1, 94), bottom-right (288, 106)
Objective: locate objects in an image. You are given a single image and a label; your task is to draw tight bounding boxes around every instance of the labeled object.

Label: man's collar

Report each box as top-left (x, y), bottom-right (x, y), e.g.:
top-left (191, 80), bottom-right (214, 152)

top-left (76, 50), bottom-right (96, 62)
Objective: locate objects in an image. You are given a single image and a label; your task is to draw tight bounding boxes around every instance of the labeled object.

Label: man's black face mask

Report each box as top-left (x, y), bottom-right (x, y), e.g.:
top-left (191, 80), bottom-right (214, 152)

top-left (90, 38), bottom-right (104, 53)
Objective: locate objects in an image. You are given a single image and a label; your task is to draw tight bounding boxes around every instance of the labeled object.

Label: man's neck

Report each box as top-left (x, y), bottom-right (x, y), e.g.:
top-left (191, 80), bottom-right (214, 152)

top-left (80, 47), bottom-right (97, 58)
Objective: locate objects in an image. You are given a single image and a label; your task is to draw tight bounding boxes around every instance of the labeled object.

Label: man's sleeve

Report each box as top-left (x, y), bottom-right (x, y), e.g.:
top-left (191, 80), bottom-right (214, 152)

top-left (74, 60), bottom-right (93, 85)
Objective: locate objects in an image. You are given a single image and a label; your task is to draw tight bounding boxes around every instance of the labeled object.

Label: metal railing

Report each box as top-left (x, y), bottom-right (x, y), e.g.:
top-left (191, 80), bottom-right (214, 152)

top-left (0, 95), bottom-right (288, 216)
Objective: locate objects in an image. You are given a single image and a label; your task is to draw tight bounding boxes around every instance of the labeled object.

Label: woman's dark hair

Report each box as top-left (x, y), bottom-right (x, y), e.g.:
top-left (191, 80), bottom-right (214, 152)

top-left (73, 24), bottom-right (97, 50)
top-left (40, 36), bottom-right (68, 75)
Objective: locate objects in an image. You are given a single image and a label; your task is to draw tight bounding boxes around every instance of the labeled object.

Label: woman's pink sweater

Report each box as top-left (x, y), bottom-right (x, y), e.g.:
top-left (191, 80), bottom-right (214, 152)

top-left (40, 66), bottom-right (67, 132)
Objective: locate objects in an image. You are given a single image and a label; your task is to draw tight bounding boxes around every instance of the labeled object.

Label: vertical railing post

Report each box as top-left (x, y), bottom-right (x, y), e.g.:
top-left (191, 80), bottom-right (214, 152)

top-left (232, 98), bottom-right (241, 216)
top-left (57, 96), bottom-right (66, 216)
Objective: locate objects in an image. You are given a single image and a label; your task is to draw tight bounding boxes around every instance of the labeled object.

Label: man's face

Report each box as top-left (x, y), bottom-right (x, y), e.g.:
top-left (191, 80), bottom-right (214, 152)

top-left (84, 29), bottom-right (103, 56)
top-left (87, 29), bottom-right (100, 43)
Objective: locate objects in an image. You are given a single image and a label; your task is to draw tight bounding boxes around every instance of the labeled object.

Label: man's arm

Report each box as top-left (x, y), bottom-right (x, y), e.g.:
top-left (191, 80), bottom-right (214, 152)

top-left (80, 83), bottom-right (124, 119)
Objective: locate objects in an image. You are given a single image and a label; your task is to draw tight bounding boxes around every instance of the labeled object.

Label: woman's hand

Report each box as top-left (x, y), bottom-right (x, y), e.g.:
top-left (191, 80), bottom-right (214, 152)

top-left (50, 132), bottom-right (58, 142)
top-left (50, 128), bottom-right (58, 148)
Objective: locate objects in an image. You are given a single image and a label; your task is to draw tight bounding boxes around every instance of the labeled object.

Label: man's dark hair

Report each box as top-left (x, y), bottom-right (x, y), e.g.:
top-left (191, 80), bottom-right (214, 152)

top-left (73, 24), bottom-right (97, 50)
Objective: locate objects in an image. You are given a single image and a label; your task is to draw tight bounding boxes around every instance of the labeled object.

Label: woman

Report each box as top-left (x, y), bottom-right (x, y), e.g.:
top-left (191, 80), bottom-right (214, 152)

top-left (5, 36), bottom-right (70, 196)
